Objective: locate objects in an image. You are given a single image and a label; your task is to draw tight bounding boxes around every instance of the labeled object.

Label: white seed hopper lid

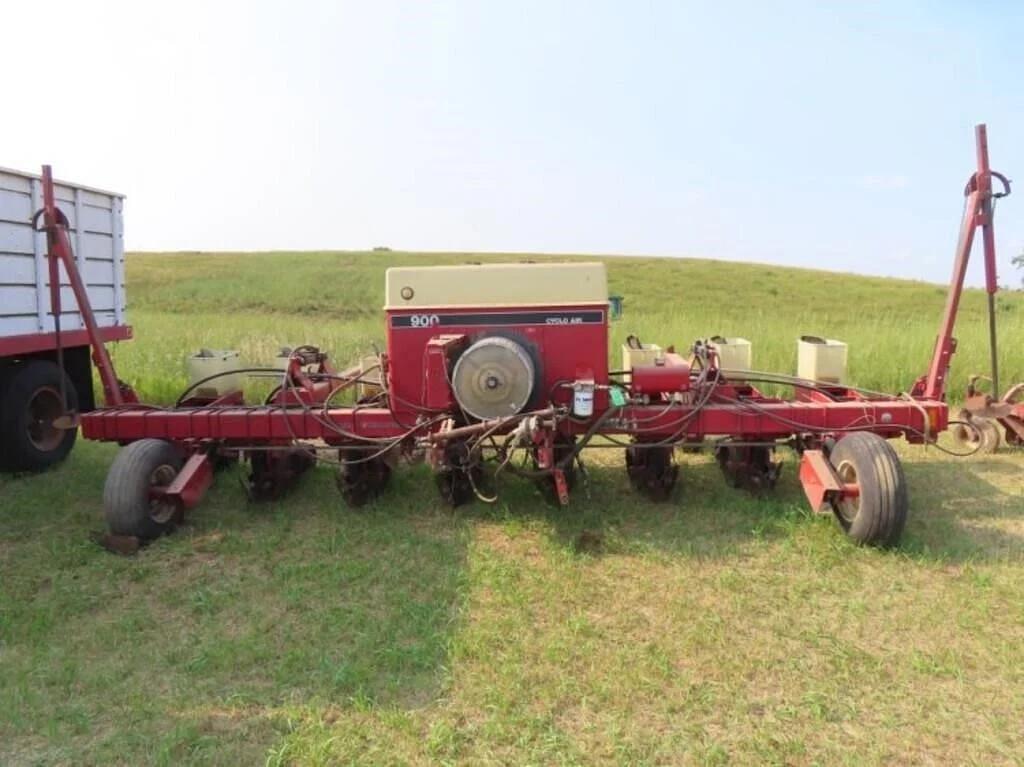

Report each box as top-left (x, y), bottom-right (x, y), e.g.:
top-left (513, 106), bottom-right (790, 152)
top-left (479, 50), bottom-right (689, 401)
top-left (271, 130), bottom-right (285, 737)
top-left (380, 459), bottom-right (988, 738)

top-left (385, 262), bottom-right (608, 309)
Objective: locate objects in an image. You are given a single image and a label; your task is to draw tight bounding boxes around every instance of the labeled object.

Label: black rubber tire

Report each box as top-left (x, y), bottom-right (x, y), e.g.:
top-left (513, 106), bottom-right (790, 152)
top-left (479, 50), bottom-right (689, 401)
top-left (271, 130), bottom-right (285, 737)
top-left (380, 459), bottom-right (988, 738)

top-left (103, 439), bottom-right (184, 539)
top-left (0, 360), bottom-right (78, 472)
top-left (828, 432), bottom-right (908, 547)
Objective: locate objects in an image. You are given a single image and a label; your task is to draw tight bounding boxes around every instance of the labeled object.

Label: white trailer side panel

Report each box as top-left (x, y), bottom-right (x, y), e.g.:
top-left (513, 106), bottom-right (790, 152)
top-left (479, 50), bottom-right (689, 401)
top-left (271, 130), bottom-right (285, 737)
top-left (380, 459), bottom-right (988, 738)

top-left (0, 166), bottom-right (126, 338)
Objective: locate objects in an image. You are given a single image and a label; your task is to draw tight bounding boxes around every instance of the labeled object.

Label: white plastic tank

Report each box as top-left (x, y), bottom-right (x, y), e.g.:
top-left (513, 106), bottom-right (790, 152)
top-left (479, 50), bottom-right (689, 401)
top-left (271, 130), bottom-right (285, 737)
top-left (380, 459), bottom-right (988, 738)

top-left (573, 381), bottom-right (595, 417)
top-left (797, 336), bottom-right (848, 383)
top-left (621, 337), bottom-right (663, 380)
top-left (358, 355), bottom-right (384, 401)
top-left (710, 336), bottom-right (752, 372)
top-left (187, 349), bottom-right (241, 398)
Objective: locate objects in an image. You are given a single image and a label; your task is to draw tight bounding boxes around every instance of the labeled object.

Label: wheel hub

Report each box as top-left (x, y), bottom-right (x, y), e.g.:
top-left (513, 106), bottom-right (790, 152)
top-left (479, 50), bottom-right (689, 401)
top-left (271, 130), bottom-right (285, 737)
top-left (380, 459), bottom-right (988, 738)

top-left (833, 460), bottom-right (859, 526)
top-left (148, 464), bottom-right (179, 524)
top-left (26, 386), bottom-right (64, 452)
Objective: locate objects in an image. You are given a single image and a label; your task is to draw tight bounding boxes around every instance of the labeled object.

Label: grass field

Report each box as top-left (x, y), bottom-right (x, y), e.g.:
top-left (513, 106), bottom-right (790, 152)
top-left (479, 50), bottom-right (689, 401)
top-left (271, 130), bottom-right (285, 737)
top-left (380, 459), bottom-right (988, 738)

top-left (2, 251), bottom-right (1023, 765)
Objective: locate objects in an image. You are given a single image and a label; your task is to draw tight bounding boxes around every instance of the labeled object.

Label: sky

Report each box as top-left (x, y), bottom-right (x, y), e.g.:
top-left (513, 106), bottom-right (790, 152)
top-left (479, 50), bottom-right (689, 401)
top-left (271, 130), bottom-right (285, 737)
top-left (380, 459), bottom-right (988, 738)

top-left (4, 0), bottom-right (1022, 285)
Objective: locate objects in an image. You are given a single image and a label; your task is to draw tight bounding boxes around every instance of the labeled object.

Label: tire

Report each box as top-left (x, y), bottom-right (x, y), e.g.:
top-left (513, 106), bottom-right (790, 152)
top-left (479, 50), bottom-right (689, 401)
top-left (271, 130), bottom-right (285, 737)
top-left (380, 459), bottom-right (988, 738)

top-left (828, 432), bottom-right (908, 547)
top-left (0, 360), bottom-right (78, 472)
top-left (103, 439), bottom-right (184, 539)
top-left (952, 410), bottom-right (1000, 454)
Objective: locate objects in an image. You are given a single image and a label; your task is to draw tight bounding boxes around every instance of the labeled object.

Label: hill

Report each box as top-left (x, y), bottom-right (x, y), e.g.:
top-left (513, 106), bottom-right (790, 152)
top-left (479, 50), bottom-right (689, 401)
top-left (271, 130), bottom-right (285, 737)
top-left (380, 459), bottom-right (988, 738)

top-left (119, 250), bottom-right (1024, 403)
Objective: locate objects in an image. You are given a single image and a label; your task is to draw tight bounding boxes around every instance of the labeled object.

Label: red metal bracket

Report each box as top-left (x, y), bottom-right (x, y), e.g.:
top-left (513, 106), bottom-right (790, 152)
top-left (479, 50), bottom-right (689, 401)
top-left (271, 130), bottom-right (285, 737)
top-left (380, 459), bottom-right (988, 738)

top-left (424, 335), bottom-right (467, 410)
top-left (799, 449), bottom-right (860, 513)
top-left (155, 453), bottom-right (214, 512)
top-left (552, 468), bottom-right (570, 506)
top-left (532, 428), bottom-right (571, 505)
top-left (798, 450), bottom-right (841, 513)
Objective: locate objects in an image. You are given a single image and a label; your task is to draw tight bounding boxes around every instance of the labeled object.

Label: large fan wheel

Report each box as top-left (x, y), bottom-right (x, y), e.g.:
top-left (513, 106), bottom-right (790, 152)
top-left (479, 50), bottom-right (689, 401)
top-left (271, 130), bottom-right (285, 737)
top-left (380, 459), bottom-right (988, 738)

top-left (451, 336), bottom-right (537, 420)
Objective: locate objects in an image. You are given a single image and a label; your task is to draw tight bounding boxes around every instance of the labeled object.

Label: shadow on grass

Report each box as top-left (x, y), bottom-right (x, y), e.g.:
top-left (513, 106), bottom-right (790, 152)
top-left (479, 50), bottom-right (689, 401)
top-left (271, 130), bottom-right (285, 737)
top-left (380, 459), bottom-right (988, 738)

top-left (442, 449), bottom-right (1024, 565)
top-left (445, 451), bottom-right (821, 560)
top-left (900, 458), bottom-right (1024, 562)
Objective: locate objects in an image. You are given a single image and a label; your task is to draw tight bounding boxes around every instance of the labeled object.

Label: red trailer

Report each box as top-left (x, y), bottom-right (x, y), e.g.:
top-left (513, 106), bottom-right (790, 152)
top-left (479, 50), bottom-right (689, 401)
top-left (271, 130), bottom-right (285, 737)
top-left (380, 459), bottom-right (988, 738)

top-left (0, 167), bottom-right (131, 471)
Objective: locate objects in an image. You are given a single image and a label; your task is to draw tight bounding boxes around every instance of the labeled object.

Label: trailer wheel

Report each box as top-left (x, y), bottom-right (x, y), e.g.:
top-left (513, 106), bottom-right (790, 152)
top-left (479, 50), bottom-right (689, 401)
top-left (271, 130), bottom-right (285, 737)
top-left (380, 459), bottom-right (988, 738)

top-left (0, 360), bottom-right (78, 472)
top-left (952, 410), bottom-right (1000, 454)
top-left (827, 432), bottom-right (908, 547)
top-left (103, 439), bottom-right (185, 539)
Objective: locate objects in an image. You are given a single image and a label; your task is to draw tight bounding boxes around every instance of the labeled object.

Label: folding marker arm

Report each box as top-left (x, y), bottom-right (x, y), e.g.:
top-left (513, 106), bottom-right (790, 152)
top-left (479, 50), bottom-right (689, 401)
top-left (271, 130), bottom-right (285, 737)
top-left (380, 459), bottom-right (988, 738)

top-left (920, 124), bottom-right (1010, 401)
top-left (35, 165), bottom-right (134, 407)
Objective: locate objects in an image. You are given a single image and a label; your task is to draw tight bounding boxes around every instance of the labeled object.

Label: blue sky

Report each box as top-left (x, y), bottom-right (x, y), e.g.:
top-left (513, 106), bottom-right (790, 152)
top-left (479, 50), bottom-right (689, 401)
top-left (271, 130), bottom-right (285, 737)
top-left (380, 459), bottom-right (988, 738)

top-left (5, 1), bottom-right (1022, 284)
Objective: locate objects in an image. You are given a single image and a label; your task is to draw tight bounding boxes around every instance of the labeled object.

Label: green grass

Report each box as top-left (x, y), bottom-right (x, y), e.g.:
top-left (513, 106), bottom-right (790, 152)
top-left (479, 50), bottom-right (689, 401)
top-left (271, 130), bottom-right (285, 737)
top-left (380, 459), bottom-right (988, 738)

top-left (2, 250), bottom-right (1024, 765)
